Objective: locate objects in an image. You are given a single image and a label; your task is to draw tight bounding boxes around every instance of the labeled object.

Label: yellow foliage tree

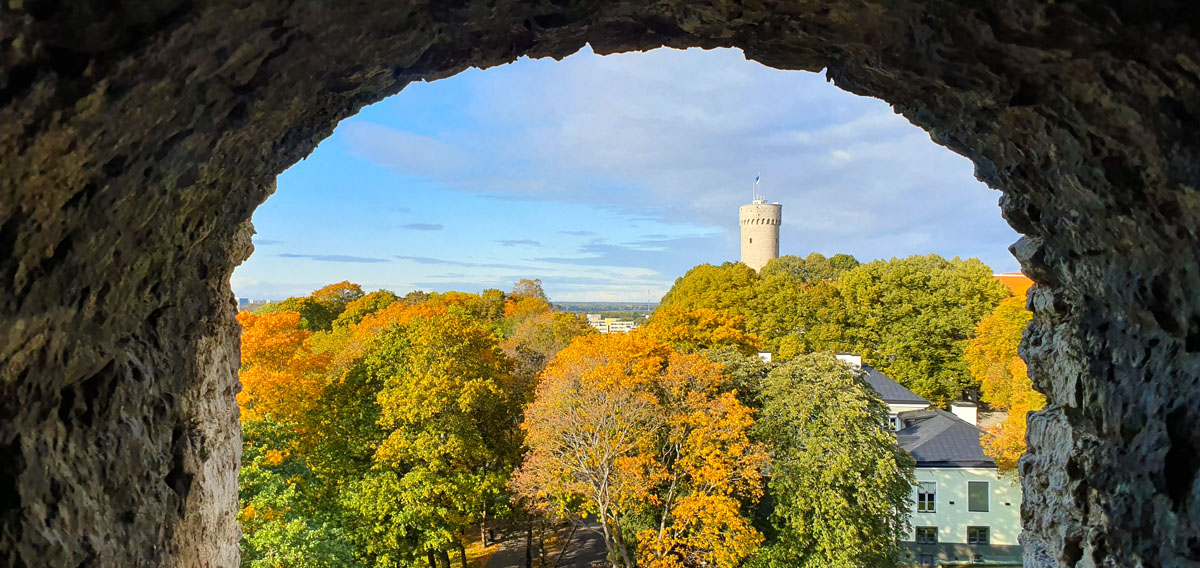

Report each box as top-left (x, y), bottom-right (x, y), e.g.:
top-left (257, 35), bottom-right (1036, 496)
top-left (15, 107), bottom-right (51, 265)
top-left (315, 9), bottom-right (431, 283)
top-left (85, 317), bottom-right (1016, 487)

top-left (964, 294), bottom-right (1046, 471)
top-left (642, 306), bottom-right (760, 355)
top-left (513, 333), bottom-right (767, 568)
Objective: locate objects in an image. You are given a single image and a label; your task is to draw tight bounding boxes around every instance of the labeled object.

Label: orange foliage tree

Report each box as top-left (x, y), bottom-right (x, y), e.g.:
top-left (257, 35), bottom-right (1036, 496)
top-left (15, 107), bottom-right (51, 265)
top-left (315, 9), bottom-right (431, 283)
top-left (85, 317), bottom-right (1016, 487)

top-left (964, 294), bottom-right (1045, 471)
top-left (236, 310), bottom-right (331, 424)
top-left (643, 306), bottom-right (760, 355)
top-left (513, 333), bottom-right (767, 568)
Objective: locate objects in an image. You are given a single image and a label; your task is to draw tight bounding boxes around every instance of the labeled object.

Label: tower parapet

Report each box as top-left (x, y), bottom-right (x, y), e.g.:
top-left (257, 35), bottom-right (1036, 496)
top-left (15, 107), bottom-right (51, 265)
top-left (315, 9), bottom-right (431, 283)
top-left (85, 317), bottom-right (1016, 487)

top-left (739, 198), bottom-right (782, 271)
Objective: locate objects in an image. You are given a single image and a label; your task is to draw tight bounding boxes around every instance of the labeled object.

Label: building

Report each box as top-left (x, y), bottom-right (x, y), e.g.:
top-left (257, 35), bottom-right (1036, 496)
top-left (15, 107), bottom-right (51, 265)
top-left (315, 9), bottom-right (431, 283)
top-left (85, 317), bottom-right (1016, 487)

top-left (837, 354), bottom-right (1023, 566)
top-left (994, 272), bottom-right (1032, 296)
top-left (585, 314), bottom-right (639, 334)
top-left (739, 195), bottom-right (781, 272)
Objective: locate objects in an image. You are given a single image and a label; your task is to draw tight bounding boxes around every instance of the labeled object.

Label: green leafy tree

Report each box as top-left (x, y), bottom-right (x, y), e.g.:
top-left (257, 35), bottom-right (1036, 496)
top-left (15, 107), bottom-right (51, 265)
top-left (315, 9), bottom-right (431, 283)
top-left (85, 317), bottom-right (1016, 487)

top-left (838, 255), bottom-right (1009, 406)
top-left (759, 253), bottom-right (859, 284)
top-left (752, 353), bottom-right (915, 568)
top-left (657, 262), bottom-right (759, 318)
top-left (702, 345), bottom-right (774, 411)
top-left (351, 311), bottom-right (520, 566)
top-left (753, 279), bottom-right (849, 359)
top-left (238, 418), bottom-right (357, 568)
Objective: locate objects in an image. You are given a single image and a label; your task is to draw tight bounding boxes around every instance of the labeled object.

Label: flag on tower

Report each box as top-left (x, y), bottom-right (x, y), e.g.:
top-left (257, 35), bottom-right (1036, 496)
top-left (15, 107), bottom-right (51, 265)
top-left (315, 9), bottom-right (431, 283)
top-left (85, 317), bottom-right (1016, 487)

top-left (755, 174), bottom-right (760, 185)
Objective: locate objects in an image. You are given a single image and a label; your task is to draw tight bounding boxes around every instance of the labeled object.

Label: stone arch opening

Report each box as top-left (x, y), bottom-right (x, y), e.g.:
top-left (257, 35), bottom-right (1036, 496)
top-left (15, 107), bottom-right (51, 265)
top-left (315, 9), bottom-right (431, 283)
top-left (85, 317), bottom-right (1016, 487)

top-left (2, 2), bottom-right (1198, 566)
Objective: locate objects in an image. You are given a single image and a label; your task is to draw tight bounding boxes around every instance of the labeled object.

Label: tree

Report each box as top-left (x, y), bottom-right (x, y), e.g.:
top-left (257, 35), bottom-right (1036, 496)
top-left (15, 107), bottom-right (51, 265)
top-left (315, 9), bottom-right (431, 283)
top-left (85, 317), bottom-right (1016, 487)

top-left (511, 278), bottom-right (549, 302)
top-left (256, 297), bottom-right (338, 331)
top-left (237, 310), bottom-right (331, 424)
top-left (642, 306), bottom-right (759, 355)
top-left (838, 255), bottom-right (1010, 406)
top-left (513, 333), bottom-right (767, 568)
top-left (752, 353), bottom-right (915, 568)
top-left (238, 418), bottom-right (357, 568)
top-left (657, 262), bottom-right (758, 318)
top-left (501, 310), bottom-right (594, 388)
top-left (964, 294), bottom-right (1045, 472)
top-left (753, 279), bottom-right (849, 359)
top-left (702, 345), bottom-right (774, 409)
top-left (356, 311), bottom-right (520, 567)
top-left (759, 253), bottom-right (859, 284)
top-left (311, 281), bottom-right (366, 316)
top-left (333, 289), bottom-right (399, 328)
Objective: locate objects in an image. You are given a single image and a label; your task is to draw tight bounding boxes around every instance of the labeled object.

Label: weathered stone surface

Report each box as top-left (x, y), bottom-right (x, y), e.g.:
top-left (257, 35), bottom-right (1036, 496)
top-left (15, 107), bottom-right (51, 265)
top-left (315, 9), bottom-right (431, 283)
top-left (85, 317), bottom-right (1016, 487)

top-left (0, 1), bottom-right (1197, 566)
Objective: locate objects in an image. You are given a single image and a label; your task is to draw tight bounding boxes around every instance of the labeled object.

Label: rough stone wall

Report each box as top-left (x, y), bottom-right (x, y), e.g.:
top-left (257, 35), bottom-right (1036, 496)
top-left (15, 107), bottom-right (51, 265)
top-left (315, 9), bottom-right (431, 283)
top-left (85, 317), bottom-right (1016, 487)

top-left (1, 1), bottom-right (1197, 566)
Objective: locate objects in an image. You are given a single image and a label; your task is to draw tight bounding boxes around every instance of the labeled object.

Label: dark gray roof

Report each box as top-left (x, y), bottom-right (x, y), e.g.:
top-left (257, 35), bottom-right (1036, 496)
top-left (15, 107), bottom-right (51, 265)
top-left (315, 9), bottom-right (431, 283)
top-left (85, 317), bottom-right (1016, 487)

top-left (896, 409), bottom-right (996, 468)
top-left (861, 364), bottom-right (929, 405)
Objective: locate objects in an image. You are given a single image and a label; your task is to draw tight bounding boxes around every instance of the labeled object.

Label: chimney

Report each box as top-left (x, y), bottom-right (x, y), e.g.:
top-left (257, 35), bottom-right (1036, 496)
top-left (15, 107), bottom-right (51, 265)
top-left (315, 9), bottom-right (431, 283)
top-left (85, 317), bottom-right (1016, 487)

top-left (835, 353), bottom-right (862, 369)
top-left (951, 401), bottom-right (978, 426)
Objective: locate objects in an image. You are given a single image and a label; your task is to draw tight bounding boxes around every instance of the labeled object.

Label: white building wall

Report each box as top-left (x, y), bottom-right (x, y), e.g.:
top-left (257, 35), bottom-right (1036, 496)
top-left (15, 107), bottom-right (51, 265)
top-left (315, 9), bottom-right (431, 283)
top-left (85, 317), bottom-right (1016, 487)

top-left (908, 467), bottom-right (1022, 546)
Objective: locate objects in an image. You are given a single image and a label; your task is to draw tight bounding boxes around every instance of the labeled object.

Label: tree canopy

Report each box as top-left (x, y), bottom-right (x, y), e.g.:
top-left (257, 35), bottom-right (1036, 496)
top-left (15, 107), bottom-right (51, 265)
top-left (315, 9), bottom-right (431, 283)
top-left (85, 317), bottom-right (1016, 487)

top-left (837, 255), bottom-right (1010, 406)
top-left (236, 280), bottom-right (591, 566)
top-left (513, 332), bottom-right (768, 568)
top-left (751, 353), bottom-right (915, 568)
top-left (656, 253), bottom-right (1009, 406)
top-left (965, 293), bottom-right (1044, 472)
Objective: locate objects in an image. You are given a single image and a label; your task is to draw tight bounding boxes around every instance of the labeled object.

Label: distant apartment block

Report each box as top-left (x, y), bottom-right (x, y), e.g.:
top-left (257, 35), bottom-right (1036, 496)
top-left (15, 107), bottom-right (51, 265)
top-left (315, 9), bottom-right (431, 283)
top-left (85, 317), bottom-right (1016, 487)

top-left (585, 314), bottom-right (639, 334)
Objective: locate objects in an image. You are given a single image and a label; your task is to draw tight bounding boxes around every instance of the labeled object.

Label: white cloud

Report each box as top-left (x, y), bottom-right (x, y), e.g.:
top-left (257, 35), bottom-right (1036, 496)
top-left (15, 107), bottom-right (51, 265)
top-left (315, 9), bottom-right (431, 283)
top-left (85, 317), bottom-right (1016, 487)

top-left (240, 46), bottom-right (1020, 300)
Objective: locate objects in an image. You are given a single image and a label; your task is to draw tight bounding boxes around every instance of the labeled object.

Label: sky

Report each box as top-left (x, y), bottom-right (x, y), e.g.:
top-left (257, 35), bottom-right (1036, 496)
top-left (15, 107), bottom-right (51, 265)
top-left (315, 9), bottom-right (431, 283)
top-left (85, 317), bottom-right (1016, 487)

top-left (231, 46), bottom-right (1021, 302)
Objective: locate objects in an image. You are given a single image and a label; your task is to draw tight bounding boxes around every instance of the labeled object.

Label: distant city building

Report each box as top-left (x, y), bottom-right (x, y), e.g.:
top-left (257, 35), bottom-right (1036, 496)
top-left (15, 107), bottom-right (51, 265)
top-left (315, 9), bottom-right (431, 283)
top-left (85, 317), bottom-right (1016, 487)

top-left (739, 193), bottom-right (781, 272)
top-left (585, 314), bottom-right (639, 334)
top-left (836, 354), bottom-right (1023, 567)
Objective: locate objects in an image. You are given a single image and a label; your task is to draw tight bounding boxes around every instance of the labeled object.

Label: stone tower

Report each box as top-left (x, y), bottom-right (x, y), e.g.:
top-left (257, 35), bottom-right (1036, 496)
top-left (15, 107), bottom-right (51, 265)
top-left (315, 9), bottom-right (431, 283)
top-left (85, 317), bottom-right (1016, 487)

top-left (739, 197), bottom-right (782, 271)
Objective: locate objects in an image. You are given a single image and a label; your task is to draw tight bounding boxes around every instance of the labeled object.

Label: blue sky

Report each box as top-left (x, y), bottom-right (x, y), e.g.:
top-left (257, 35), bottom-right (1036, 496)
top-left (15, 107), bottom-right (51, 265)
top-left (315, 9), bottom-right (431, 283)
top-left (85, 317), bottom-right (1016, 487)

top-left (232, 46), bottom-right (1020, 302)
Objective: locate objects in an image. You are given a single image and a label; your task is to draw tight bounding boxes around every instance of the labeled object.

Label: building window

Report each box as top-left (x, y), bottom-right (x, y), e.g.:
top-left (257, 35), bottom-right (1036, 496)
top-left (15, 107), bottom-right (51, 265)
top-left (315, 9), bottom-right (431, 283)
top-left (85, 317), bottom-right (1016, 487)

top-left (917, 482), bottom-right (936, 513)
top-left (919, 554), bottom-right (935, 566)
top-left (888, 414), bottom-right (899, 430)
top-left (915, 527), bottom-right (937, 544)
top-left (968, 481), bottom-right (990, 512)
top-left (968, 526), bottom-right (990, 545)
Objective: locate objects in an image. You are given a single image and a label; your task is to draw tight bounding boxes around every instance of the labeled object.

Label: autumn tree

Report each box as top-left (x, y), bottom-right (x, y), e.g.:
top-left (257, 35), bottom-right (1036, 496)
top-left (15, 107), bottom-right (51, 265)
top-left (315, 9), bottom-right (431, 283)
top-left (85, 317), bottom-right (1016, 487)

top-left (312, 280), bottom-right (366, 315)
top-left (838, 254), bottom-right (1010, 406)
top-left (501, 310), bottom-right (594, 388)
top-left (751, 353), bottom-right (915, 568)
top-left (350, 310), bottom-right (520, 567)
top-left (965, 293), bottom-right (1045, 472)
top-left (643, 306), bottom-right (759, 355)
top-left (237, 310), bottom-right (331, 424)
top-left (511, 278), bottom-right (549, 301)
top-left (333, 289), bottom-right (399, 329)
top-left (513, 333), bottom-right (767, 568)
